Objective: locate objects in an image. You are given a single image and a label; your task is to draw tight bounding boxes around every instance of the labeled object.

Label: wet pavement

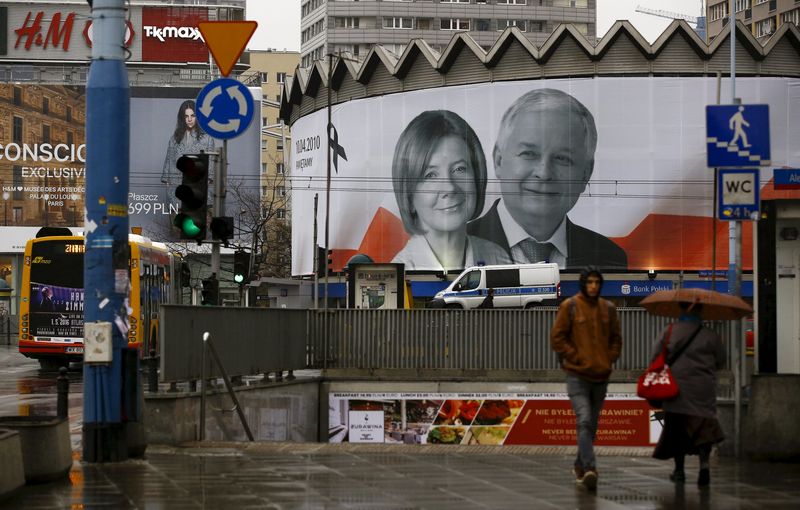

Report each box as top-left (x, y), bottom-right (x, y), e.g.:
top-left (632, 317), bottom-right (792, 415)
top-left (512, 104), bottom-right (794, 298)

top-left (3, 442), bottom-right (800, 509)
top-left (0, 346), bottom-right (84, 450)
top-left (3, 346), bottom-right (800, 509)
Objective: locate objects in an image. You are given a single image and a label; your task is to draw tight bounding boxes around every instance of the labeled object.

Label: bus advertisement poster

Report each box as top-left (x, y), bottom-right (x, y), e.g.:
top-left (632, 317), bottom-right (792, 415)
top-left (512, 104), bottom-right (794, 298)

top-left (29, 282), bottom-right (84, 340)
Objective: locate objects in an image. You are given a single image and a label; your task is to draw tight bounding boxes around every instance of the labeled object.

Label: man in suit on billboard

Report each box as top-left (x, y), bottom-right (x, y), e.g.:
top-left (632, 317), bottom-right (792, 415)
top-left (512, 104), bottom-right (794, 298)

top-left (468, 88), bottom-right (627, 270)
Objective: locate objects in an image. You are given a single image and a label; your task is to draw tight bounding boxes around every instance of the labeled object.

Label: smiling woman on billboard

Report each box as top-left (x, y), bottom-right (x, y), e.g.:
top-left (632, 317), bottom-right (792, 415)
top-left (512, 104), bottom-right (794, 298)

top-left (391, 110), bottom-right (510, 271)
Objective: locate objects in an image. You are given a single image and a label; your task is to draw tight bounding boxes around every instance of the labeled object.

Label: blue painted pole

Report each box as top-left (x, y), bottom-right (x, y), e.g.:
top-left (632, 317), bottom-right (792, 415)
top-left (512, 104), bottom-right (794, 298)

top-left (83, 0), bottom-right (130, 463)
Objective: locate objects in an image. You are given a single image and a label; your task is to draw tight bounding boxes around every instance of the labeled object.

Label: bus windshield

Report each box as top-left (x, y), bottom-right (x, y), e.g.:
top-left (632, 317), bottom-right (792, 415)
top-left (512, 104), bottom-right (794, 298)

top-left (28, 240), bottom-right (85, 341)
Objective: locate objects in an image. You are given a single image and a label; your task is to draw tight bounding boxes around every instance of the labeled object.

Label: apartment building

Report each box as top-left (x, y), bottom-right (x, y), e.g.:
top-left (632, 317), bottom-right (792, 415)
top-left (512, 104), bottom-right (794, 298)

top-left (240, 51), bottom-right (300, 278)
top-left (301, 0), bottom-right (596, 68)
top-left (707, 0), bottom-right (800, 41)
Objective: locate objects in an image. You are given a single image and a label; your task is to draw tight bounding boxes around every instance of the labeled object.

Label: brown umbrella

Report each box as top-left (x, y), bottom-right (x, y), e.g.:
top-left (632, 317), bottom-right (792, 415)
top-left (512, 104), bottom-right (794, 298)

top-left (639, 288), bottom-right (752, 320)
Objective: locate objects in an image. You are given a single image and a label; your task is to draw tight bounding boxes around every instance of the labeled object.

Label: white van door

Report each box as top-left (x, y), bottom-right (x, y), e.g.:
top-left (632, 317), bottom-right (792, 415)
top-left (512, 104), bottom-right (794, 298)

top-left (449, 269), bottom-right (483, 308)
top-left (485, 268), bottom-right (522, 308)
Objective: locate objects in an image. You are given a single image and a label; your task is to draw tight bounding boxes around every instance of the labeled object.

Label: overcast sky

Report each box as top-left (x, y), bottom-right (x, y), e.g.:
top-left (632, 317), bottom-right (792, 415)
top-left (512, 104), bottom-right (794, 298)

top-left (244, 0), bottom-right (705, 51)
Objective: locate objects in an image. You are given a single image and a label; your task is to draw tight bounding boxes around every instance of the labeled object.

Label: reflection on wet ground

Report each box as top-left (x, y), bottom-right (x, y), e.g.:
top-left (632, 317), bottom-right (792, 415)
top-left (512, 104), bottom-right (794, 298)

top-left (0, 346), bottom-right (84, 451)
top-left (5, 443), bottom-right (800, 509)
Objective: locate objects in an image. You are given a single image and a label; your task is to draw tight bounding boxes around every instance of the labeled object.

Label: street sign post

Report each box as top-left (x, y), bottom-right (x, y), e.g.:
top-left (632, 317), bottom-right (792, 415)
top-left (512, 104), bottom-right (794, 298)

top-left (706, 104), bottom-right (770, 168)
top-left (195, 78), bottom-right (255, 140)
top-left (718, 169), bottom-right (760, 221)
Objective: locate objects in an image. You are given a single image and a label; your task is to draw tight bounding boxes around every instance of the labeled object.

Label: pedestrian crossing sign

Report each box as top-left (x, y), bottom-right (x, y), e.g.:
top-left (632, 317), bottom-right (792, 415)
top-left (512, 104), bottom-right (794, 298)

top-left (706, 104), bottom-right (770, 168)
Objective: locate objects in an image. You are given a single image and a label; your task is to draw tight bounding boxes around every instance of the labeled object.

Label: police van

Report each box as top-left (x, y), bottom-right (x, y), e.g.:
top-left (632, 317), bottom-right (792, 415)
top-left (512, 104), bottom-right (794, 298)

top-left (430, 263), bottom-right (561, 309)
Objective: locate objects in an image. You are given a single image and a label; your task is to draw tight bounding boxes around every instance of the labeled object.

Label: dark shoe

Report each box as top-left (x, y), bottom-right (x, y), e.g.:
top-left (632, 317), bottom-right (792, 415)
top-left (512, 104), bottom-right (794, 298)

top-left (698, 468), bottom-right (710, 486)
top-left (582, 470), bottom-right (598, 491)
top-left (572, 465), bottom-right (586, 484)
top-left (669, 470), bottom-right (686, 483)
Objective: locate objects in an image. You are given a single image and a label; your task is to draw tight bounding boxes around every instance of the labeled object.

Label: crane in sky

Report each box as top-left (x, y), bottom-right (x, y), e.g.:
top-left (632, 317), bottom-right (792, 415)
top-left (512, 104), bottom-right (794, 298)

top-left (635, 5), bottom-right (699, 26)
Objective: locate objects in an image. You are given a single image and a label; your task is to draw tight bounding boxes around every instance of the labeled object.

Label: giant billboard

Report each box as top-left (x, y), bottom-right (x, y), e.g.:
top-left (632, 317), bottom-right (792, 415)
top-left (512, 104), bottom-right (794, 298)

top-left (290, 77), bottom-right (800, 275)
top-left (0, 84), bottom-right (261, 242)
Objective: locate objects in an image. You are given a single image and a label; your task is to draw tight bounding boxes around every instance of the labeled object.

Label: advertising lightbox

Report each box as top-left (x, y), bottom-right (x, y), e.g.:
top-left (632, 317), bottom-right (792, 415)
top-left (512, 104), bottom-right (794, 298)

top-left (0, 84), bottom-right (261, 243)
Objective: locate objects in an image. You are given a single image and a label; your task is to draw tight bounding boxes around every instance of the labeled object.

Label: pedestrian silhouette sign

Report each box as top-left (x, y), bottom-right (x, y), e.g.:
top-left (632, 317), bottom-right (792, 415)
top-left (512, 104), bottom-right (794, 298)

top-left (196, 78), bottom-right (254, 140)
top-left (719, 169), bottom-right (759, 221)
top-left (706, 104), bottom-right (770, 167)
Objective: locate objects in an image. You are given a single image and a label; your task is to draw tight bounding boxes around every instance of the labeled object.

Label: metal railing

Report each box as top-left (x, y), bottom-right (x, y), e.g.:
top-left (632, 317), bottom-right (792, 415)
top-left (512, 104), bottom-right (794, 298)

top-left (309, 308), bottom-right (734, 372)
top-left (158, 305), bottom-right (734, 382)
top-left (159, 305), bottom-right (307, 383)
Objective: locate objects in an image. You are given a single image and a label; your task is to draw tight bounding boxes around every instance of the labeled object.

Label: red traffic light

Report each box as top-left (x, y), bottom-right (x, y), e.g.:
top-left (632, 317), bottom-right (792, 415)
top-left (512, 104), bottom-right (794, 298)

top-left (176, 154), bottom-right (208, 182)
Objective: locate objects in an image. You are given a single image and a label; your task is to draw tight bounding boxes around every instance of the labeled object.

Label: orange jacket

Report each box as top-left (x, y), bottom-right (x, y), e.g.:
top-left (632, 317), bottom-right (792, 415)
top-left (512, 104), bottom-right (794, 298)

top-left (549, 293), bottom-right (622, 382)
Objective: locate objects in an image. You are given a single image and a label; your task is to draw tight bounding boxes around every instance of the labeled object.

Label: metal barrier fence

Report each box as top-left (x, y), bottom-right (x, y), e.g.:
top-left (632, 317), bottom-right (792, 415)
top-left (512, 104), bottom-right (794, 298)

top-left (159, 305), bottom-right (307, 383)
top-left (157, 306), bottom-right (734, 382)
top-left (309, 308), bottom-right (734, 371)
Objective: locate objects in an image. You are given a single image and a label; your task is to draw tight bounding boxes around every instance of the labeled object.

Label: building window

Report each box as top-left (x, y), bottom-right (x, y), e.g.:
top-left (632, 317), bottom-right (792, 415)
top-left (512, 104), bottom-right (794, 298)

top-left (262, 186), bottom-right (267, 197)
top-left (13, 117), bottom-right (23, 144)
top-left (66, 106), bottom-right (72, 123)
top-left (551, 0), bottom-right (586, 6)
top-left (476, 19), bottom-right (491, 31)
top-left (42, 97), bottom-right (49, 115)
top-left (13, 87), bottom-right (22, 106)
top-left (276, 208), bottom-right (286, 220)
top-left (441, 0), bottom-right (471, 3)
top-left (441, 18), bottom-right (470, 30)
top-left (276, 95), bottom-right (282, 102)
top-left (259, 72), bottom-right (268, 82)
top-left (755, 16), bottom-right (775, 37)
top-left (13, 207), bottom-right (23, 223)
top-left (262, 163), bottom-right (268, 173)
top-left (277, 163), bottom-right (285, 175)
top-left (277, 186), bottom-right (286, 197)
top-left (13, 166), bottom-right (23, 200)
top-left (499, 20), bottom-right (527, 32)
top-left (335, 17), bottom-right (360, 28)
top-left (67, 132), bottom-right (74, 147)
top-left (383, 17), bottom-right (413, 29)
top-left (735, 0), bottom-right (752, 11)
top-left (277, 72), bottom-right (286, 84)
top-left (262, 139), bottom-right (268, 151)
top-left (710, 2), bottom-right (729, 21)
top-left (262, 117), bottom-right (268, 127)
top-left (782, 8), bottom-right (800, 27)
top-left (277, 138), bottom-right (284, 150)
top-left (42, 125), bottom-right (50, 144)
top-left (497, 0), bottom-right (527, 4)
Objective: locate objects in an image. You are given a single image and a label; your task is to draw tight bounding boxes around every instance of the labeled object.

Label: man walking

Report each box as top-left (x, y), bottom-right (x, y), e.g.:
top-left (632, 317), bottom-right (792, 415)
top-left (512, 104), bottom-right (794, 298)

top-left (550, 266), bottom-right (622, 490)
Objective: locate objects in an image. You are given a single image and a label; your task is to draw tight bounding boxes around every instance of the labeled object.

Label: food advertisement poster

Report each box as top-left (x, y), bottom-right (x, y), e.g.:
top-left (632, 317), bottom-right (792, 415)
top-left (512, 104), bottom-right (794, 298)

top-left (329, 392), bottom-right (659, 446)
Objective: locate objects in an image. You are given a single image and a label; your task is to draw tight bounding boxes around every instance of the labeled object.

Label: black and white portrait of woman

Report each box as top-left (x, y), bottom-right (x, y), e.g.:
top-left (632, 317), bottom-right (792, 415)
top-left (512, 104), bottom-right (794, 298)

top-left (391, 110), bottom-right (510, 271)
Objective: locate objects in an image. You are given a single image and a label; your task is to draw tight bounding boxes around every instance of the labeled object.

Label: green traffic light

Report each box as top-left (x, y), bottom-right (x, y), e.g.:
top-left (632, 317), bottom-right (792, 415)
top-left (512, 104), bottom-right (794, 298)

top-left (181, 216), bottom-right (201, 237)
top-left (234, 274), bottom-right (244, 284)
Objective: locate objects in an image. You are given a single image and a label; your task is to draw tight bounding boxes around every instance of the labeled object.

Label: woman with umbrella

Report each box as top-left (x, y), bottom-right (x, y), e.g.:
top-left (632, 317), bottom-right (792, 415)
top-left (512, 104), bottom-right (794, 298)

top-left (640, 288), bottom-right (751, 487)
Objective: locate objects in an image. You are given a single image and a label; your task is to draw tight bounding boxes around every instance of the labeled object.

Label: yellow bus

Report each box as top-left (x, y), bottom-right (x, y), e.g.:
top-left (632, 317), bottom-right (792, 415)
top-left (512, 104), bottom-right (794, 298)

top-left (19, 227), bottom-right (185, 370)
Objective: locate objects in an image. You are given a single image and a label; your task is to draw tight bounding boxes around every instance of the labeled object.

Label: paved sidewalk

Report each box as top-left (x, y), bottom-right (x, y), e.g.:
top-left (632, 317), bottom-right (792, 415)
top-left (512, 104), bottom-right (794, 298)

top-left (4, 443), bottom-right (800, 509)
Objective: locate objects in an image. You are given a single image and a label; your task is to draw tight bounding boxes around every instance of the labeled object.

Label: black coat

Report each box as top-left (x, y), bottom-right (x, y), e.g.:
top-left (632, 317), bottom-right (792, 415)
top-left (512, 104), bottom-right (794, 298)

top-left (466, 200), bottom-right (628, 270)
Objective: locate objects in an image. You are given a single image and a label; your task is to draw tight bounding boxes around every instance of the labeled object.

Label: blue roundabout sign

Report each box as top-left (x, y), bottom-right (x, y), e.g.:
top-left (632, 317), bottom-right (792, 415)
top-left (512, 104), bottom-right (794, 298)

top-left (196, 78), bottom-right (255, 140)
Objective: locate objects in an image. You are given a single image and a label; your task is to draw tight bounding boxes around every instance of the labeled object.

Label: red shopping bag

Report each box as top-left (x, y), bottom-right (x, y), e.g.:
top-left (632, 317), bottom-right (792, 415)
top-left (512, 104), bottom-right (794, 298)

top-left (637, 324), bottom-right (679, 403)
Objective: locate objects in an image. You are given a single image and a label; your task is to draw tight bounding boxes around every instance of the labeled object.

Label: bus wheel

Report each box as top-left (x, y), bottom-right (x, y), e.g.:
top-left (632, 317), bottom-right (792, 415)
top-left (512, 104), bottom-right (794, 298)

top-left (38, 357), bottom-right (63, 371)
top-left (445, 303), bottom-right (462, 310)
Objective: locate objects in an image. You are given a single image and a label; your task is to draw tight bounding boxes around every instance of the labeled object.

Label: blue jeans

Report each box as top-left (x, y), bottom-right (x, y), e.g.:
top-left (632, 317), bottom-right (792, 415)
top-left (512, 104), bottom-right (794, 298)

top-left (566, 373), bottom-right (608, 471)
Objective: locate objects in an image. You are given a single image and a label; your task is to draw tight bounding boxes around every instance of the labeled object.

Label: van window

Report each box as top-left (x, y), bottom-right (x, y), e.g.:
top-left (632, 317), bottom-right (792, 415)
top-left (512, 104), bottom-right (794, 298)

top-left (456, 270), bottom-right (481, 291)
top-left (486, 269), bottom-right (519, 288)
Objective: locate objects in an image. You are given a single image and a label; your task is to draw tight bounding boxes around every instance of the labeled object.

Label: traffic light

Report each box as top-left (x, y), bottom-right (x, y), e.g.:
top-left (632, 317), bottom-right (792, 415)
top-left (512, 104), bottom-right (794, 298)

top-left (201, 275), bottom-right (219, 306)
top-left (233, 250), bottom-right (250, 284)
top-left (316, 245), bottom-right (326, 276)
top-left (210, 216), bottom-right (234, 243)
top-left (173, 154), bottom-right (209, 242)
top-left (327, 249), bottom-right (334, 274)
